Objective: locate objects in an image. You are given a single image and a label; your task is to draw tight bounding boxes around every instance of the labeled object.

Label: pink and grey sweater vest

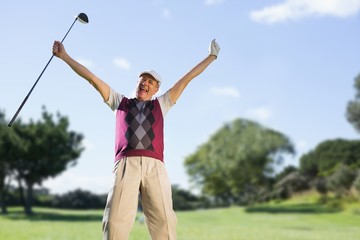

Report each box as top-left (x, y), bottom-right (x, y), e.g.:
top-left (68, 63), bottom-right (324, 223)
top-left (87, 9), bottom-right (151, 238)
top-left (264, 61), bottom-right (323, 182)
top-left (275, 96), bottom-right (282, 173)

top-left (114, 97), bottom-right (165, 162)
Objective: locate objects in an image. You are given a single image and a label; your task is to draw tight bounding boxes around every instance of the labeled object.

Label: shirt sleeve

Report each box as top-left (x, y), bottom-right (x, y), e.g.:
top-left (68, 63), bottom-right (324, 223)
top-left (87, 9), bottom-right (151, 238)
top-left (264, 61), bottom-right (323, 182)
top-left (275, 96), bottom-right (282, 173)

top-left (105, 88), bottom-right (124, 111)
top-left (157, 90), bottom-right (175, 117)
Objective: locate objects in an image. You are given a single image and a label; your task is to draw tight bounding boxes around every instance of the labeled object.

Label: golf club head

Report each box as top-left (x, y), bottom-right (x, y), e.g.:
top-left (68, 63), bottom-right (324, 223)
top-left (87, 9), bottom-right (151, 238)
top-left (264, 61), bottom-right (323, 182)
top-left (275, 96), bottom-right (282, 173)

top-left (76, 13), bottom-right (89, 24)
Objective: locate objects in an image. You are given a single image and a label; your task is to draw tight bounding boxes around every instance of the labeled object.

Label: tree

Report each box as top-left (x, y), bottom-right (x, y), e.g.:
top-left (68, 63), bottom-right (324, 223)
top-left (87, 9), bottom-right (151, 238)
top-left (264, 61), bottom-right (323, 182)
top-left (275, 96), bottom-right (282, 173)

top-left (275, 165), bottom-right (298, 182)
top-left (9, 108), bottom-right (84, 215)
top-left (184, 118), bottom-right (295, 205)
top-left (299, 139), bottom-right (360, 179)
top-left (346, 73), bottom-right (360, 133)
top-left (0, 112), bottom-right (10, 214)
top-left (0, 111), bottom-right (24, 214)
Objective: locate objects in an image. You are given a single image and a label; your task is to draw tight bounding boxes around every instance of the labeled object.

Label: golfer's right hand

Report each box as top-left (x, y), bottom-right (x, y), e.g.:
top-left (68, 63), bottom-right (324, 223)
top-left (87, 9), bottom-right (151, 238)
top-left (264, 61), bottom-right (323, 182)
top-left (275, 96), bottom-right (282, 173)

top-left (52, 41), bottom-right (66, 58)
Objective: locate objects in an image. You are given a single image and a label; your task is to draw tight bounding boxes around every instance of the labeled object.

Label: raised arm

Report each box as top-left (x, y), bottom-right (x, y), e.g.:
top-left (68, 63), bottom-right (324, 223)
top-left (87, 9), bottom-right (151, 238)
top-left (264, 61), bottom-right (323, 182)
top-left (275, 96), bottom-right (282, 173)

top-left (52, 41), bottom-right (110, 102)
top-left (169, 39), bottom-right (220, 104)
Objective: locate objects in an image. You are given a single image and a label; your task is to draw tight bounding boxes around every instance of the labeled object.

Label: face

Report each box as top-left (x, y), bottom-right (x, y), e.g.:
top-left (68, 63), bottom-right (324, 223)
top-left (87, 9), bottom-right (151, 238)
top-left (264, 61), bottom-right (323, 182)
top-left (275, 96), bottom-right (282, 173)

top-left (136, 74), bottom-right (159, 101)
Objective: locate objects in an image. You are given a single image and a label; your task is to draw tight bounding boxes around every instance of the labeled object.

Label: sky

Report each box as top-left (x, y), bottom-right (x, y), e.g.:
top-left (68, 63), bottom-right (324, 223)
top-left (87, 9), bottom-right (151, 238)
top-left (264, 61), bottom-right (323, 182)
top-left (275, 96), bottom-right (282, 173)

top-left (1, 0), bottom-right (360, 195)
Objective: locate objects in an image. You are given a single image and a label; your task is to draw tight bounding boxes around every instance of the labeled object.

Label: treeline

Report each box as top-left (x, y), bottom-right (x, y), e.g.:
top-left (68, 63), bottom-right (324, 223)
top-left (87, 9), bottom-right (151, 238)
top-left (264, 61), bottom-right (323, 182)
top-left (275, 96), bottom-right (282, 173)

top-left (275, 139), bottom-right (360, 202)
top-left (2, 187), bottom-right (106, 209)
top-left (3, 185), bottom-right (204, 211)
top-left (1, 117), bottom-right (360, 213)
top-left (2, 116), bottom-right (360, 214)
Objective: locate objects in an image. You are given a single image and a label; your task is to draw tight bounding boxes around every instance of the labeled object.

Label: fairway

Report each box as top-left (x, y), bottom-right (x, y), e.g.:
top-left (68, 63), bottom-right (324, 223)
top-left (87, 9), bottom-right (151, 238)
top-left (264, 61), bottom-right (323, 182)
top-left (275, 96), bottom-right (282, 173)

top-left (1, 204), bottom-right (359, 240)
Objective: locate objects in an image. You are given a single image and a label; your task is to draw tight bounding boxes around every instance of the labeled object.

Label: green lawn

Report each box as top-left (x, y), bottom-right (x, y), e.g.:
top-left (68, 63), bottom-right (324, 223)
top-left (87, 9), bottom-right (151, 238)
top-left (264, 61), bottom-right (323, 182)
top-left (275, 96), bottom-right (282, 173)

top-left (1, 201), bottom-right (359, 240)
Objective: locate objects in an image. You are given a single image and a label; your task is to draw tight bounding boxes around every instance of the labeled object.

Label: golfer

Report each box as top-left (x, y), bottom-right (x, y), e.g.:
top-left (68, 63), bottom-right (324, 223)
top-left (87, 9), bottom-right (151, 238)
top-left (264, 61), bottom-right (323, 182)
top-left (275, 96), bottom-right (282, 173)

top-left (52, 39), bottom-right (220, 240)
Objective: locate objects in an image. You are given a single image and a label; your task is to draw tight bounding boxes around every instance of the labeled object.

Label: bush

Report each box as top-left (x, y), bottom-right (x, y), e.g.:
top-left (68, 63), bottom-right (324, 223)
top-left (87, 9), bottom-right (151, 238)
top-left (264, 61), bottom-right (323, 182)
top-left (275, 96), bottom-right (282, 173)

top-left (327, 164), bottom-right (356, 197)
top-left (172, 185), bottom-right (202, 210)
top-left (325, 198), bottom-right (344, 210)
top-left (274, 171), bottom-right (310, 197)
top-left (353, 170), bottom-right (360, 194)
top-left (315, 177), bottom-right (328, 195)
top-left (51, 189), bottom-right (106, 209)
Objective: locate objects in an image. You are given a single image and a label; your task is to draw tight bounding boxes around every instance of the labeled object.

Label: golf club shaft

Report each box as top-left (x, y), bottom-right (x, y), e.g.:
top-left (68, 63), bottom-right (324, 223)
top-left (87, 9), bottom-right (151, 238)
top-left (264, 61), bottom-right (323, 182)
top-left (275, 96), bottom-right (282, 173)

top-left (8, 18), bottom-right (78, 127)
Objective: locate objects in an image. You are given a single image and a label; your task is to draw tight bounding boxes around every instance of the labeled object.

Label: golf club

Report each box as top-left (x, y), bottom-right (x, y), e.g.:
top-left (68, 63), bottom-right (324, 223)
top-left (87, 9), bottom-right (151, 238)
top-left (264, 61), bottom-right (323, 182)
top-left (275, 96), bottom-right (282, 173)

top-left (8, 13), bottom-right (89, 127)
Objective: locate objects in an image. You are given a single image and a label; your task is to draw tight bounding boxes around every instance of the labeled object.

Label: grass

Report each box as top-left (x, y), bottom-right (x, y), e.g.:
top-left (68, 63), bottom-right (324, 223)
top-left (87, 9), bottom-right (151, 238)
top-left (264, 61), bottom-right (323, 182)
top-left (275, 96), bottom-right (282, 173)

top-left (1, 197), bottom-right (360, 240)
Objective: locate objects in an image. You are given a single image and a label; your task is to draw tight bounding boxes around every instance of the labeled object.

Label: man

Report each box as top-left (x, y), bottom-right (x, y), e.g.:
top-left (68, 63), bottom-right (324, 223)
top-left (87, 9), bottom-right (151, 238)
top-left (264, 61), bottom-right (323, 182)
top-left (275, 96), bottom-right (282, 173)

top-left (52, 39), bottom-right (220, 240)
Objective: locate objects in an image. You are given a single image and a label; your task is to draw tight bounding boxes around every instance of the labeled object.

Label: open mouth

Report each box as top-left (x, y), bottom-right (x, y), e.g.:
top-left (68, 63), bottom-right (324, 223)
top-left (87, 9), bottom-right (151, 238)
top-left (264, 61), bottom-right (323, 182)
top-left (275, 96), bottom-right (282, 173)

top-left (140, 86), bottom-right (148, 93)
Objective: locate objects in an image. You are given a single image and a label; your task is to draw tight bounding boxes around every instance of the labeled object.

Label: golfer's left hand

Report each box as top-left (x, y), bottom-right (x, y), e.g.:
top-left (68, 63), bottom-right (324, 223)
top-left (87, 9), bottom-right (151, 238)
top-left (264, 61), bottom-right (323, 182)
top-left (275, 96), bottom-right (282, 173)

top-left (209, 39), bottom-right (220, 59)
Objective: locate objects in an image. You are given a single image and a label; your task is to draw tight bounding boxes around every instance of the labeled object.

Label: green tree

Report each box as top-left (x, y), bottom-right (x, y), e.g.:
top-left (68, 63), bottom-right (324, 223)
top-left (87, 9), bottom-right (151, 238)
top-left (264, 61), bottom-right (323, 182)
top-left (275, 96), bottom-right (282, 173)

top-left (9, 108), bottom-right (84, 215)
top-left (346, 74), bottom-right (360, 133)
top-left (0, 111), bottom-right (24, 214)
top-left (275, 165), bottom-right (298, 182)
top-left (300, 139), bottom-right (360, 179)
top-left (184, 118), bottom-right (295, 205)
top-left (0, 112), bottom-right (10, 214)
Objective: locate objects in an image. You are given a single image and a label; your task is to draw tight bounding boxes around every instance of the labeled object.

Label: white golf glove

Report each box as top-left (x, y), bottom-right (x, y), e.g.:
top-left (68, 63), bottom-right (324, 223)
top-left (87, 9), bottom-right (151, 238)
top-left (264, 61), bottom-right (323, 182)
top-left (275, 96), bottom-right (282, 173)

top-left (209, 39), bottom-right (220, 59)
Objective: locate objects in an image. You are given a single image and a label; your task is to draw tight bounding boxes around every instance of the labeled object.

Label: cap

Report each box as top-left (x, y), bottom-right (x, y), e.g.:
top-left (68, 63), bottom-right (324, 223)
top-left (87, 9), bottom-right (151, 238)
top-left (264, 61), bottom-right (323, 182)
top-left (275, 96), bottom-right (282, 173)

top-left (139, 70), bottom-right (162, 85)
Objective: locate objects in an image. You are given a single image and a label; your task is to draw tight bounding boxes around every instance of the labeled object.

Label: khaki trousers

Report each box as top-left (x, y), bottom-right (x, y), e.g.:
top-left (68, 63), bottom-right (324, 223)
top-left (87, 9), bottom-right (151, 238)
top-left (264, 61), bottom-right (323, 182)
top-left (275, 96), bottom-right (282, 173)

top-left (102, 156), bottom-right (177, 240)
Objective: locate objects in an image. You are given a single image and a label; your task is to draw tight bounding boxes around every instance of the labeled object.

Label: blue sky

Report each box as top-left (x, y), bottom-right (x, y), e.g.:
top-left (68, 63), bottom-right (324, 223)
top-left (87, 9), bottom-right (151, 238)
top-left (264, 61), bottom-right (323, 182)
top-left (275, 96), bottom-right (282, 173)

top-left (1, 0), bottom-right (360, 194)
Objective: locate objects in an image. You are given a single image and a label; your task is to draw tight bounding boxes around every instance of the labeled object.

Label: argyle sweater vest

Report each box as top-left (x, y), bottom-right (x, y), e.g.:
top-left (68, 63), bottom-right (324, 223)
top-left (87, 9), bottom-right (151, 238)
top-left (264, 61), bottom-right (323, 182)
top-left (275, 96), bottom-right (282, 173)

top-left (114, 97), bottom-right (164, 162)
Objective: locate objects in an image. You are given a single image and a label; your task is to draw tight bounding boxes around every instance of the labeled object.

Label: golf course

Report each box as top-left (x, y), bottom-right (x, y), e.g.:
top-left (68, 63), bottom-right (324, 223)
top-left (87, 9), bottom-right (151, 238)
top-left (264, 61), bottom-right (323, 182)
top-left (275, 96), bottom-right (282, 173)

top-left (1, 194), bottom-right (359, 240)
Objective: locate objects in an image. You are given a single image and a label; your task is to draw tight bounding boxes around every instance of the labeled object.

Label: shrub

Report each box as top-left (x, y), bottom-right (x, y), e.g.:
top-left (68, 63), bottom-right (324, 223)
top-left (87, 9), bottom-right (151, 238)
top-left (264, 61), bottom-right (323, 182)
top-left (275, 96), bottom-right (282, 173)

top-left (315, 177), bottom-right (328, 195)
top-left (353, 170), bottom-right (360, 194)
top-left (327, 164), bottom-right (356, 197)
top-left (51, 189), bottom-right (106, 209)
top-left (275, 171), bottom-right (310, 197)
